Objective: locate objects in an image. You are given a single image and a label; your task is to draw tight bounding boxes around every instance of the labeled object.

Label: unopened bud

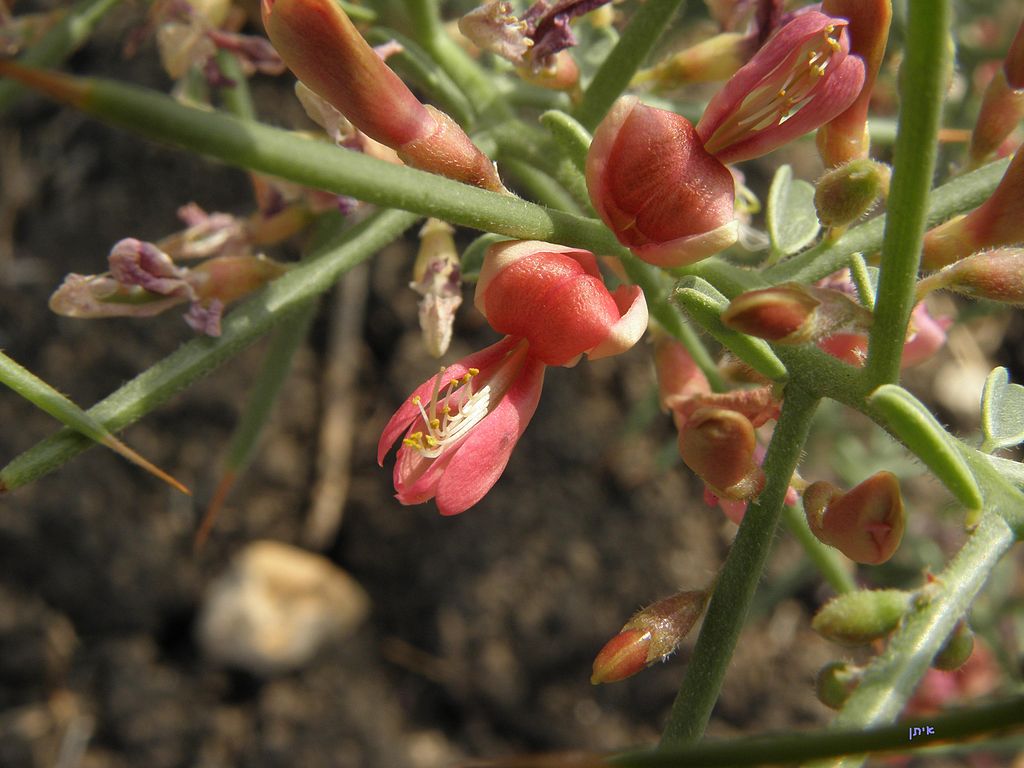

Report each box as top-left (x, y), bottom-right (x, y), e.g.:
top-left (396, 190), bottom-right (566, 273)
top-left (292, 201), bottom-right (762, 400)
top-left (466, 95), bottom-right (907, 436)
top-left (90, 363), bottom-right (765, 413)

top-left (191, 254), bottom-right (288, 305)
top-left (263, 0), bottom-right (504, 191)
top-left (922, 149), bottom-right (1024, 269)
top-left (933, 621), bottom-right (975, 672)
top-left (803, 471), bottom-right (905, 565)
top-left (722, 285), bottom-right (821, 343)
top-left (812, 589), bottom-right (910, 645)
top-left (586, 96), bottom-right (738, 268)
top-left (969, 20), bottom-right (1024, 166)
top-left (816, 661), bottom-right (861, 709)
top-left (677, 408), bottom-right (764, 500)
top-left (920, 247), bottom-right (1024, 306)
top-left (814, 159), bottom-right (891, 229)
top-left (722, 283), bottom-right (873, 345)
top-left (591, 590), bottom-right (708, 684)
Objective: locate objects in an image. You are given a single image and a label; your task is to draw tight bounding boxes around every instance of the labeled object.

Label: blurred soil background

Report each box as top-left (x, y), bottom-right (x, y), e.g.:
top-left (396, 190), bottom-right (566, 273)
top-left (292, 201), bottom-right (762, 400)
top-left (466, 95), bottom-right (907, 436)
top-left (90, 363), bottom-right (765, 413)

top-left (1, 2), bottom-right (1023, 767)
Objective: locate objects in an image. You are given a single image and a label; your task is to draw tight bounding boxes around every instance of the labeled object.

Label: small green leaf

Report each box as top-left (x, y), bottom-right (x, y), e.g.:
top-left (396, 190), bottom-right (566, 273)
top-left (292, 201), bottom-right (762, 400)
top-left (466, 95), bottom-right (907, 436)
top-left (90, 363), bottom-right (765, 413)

top-left (767, 165), bottom-right (821, 258)
top-left (868, 384), bottom-right (983, 511)
top-left (980, 366), bottom-right (1024, 452)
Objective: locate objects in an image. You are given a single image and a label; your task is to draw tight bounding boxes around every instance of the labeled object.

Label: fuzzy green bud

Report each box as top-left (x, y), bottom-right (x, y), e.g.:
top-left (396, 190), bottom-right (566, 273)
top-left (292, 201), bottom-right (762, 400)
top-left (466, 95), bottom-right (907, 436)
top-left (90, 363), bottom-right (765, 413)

top-left (812, 589), bottom-right (911, 645)
top-left (814, 159), bottom-right (891, 229)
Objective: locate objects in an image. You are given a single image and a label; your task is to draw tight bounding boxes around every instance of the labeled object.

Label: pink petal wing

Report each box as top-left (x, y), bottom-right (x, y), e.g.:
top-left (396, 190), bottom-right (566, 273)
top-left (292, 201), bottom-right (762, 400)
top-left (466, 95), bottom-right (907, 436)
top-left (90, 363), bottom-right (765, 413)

top-left (377, 336), bottom-right (520, 464)
top-left (712, 55), bottom-right (866, 164)
top-left (433, 356), bottom-right (546, 515)
top-left (697, 11), bottom-right (846, 143)
top-left (586, 285), bottom-right (649, 360)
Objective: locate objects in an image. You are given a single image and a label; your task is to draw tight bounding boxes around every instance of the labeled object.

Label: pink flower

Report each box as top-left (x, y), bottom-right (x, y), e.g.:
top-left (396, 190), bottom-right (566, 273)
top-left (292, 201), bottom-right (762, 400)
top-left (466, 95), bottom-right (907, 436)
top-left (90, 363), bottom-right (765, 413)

top-left (378, 337), bottom-right (546, 516)
top-left (696, 11), bottom-right (866, 164)
top-left (379, 240), bottom-right (648, 515)
top-left (586, 97), bottom-right (738, 267)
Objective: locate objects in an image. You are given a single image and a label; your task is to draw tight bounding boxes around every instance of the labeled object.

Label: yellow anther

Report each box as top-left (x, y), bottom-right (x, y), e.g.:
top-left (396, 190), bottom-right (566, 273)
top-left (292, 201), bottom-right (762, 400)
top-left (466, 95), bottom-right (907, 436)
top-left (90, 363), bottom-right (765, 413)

top-left (777, 88), bottom-right (787, 99)
top-left (425, 435), bottom-right (438, 447)
top-left (412, 395), bottom-right (421, 405)
top-left (430, 418), bottom-right (440, 429)
top-left (827, 36), bottom-right (841, 52)
top-left (468, 367), bottom-right (480, 376)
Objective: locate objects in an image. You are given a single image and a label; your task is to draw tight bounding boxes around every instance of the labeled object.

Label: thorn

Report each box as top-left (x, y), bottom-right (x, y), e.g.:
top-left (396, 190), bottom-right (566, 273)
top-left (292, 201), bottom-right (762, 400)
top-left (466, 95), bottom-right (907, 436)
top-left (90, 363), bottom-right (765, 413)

top-left (194, 470), bottom-right (236, 553)
top-left (99, 435), bottom-right (191, 495)
top-left (0, 60), bottom-right (91, 108)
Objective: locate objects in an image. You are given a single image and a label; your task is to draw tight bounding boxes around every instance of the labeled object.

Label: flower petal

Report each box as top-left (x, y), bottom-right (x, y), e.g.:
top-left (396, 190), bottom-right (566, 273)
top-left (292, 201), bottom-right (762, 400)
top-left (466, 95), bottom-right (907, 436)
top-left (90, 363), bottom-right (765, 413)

top-left (434, 355), bottom-right (546, 515)
top-left (376, 335), bottom-right (521, 465)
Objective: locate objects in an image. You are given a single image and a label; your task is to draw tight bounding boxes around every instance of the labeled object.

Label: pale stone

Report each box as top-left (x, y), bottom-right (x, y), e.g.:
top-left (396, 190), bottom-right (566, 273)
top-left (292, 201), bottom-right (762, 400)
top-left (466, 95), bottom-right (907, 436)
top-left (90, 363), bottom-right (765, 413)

top-left (197, 540), bottom-right (369, 675)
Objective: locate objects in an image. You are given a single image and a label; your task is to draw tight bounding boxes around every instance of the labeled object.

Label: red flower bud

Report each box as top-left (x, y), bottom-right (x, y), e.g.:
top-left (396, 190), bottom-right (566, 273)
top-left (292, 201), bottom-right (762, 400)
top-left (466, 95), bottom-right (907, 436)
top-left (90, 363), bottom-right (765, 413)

top-left (922, 149), bottom-right (1024, 269)
top-left (262, 0), bottom-right (504, 191)
top-left (591, 590), bottom-right (707, 684)
top-left (586, 97), bottom-right (738, 267)
top-left (474, 240), bottom-right (648, 366)
top-left (697, 11), bottom-right (866, 164)
top-left (969, 64), bottom-right (1024, 167)
top-left (677, 407), bottom-right (765, 501)
top-left (722, 283), bottom-right (873, 345)
top-left (921, 247), bottom-right (1024, 305)
top-left (803, 471), bottom-right (905, 565)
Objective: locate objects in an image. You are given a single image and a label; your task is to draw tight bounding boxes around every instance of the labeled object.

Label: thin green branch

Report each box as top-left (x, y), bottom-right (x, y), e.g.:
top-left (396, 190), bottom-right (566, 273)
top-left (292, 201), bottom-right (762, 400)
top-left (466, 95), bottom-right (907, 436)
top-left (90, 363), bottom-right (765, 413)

top-left (865, 0), bottom-right (952, 385)
top-left (614, 693), bottom-right (1024, 767)
top-left (399, 0), bottom-right (510, 122)
top-left (0, 209), bottom-right (419, 491)
top-left (574, 0), bottom-right (687, 131)
top-left (0, 0), bottom-right (119, 113)
top-left (500, 157), bottom-right (583, 214)
top-left (659, 385), bottom-right (821, 747)
top-left (764, 158), bottom-right (1010, 285)
top-left (815, 514), bottom-right (1018, 768)
top-left (781, 503), bottom-right (857, 595)
top-left (0, 68), bottom-right (626, 254)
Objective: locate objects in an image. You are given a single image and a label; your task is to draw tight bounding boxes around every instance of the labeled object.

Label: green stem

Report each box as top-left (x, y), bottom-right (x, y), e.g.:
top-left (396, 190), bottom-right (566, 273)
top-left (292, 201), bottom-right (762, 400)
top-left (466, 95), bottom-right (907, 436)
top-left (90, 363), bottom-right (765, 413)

top-left (613, 693), bottom-right (1024, 767)
top-left (399, 0), bottom-right (510, 122)
top-left (659, 385), bottom-right (821, 747)
top-left (0, 209), bottom-right (419, 491)
top-left (28, 72), bottom-right (623, 253)
top-left (216, 51), bottom-right (256, 122)
top-left (781, 503), bottom-right (856, 595)
top-left (500, 157), bottom-right (583, 214)
top-left (865, 0), bottom-right (951, 386)
top-left (574, 0), bottom-right (687, 131)
top-left (816, 514), bottom-right (1017, 768)
top-left (223, 301), bottom-right (318, 473)
top-left (764, 158), bottom-right (1010, 285)
top-left (0, 0), bottom-right (119, 113)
